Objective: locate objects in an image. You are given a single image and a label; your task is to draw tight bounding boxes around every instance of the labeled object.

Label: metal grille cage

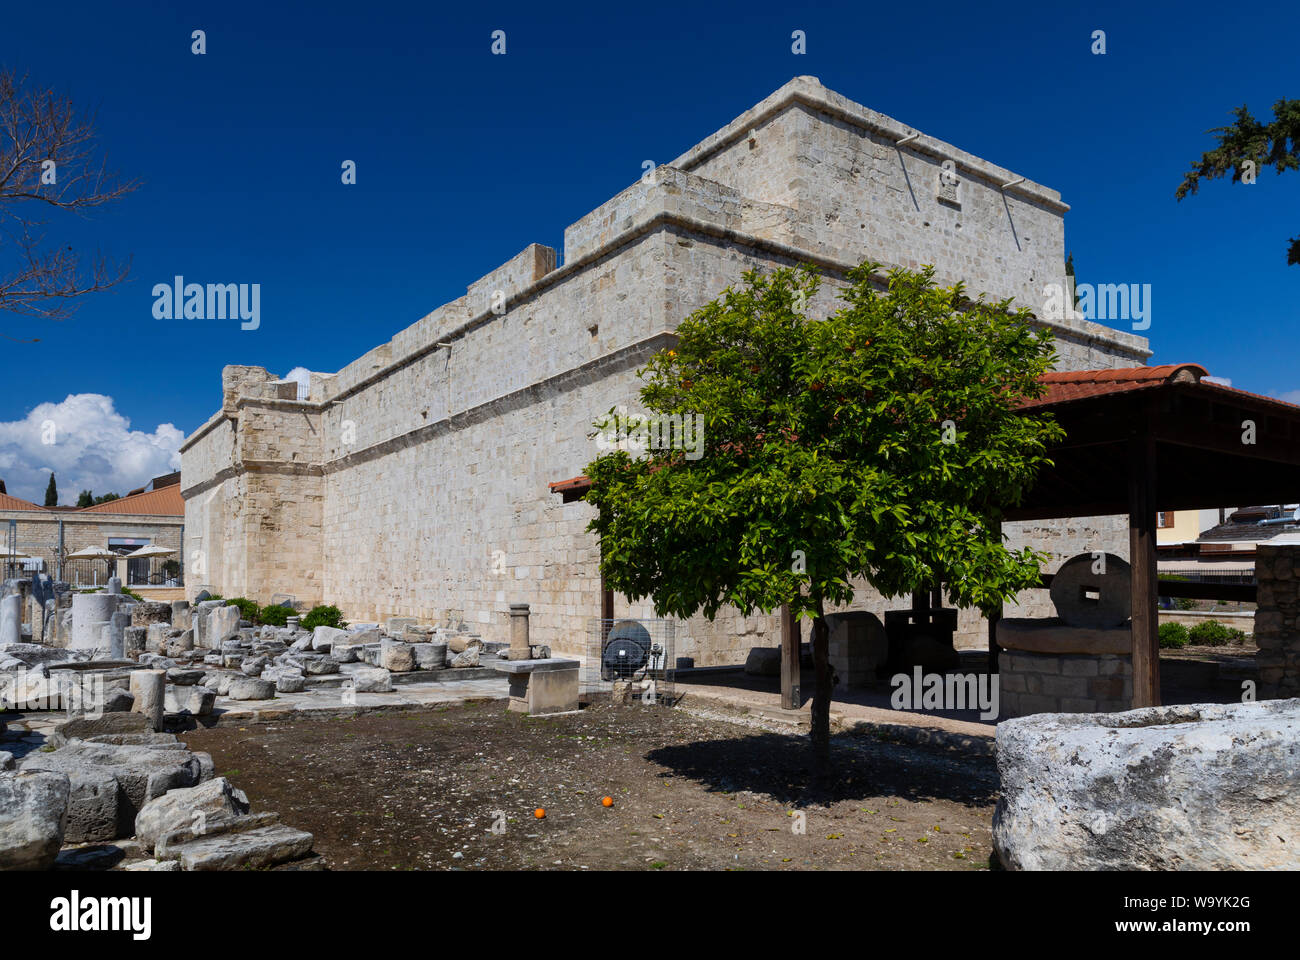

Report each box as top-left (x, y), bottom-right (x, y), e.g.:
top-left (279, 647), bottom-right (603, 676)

top-left (584, 618), bottom-right (676, 705)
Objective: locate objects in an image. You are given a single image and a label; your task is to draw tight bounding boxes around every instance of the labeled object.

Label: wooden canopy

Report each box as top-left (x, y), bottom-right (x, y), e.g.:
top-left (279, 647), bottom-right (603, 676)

top-left (1004, 363), bottom-right (1300, 707)
top-left (1006, 364), bottom-right (1300, 521)
top-left (550, 362), bottom-right (1300, 711)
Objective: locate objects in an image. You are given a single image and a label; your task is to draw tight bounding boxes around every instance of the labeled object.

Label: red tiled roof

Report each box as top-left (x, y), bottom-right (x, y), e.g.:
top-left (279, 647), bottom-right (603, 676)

top-left (1021, 363), bottom-right (1209, 408)
top-left (551, 363), bottom-right (1300, 494)
top-left (77, 484), bottom-right (184, 516)
top-left (548, 476), bottom-right (592, 494)
top-left (0, 491), bottom-right (46, 512)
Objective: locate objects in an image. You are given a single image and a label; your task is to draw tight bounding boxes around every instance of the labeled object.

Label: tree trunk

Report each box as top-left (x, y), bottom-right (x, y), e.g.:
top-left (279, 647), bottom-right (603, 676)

top-left (810, 598), bottom-right (831, 779)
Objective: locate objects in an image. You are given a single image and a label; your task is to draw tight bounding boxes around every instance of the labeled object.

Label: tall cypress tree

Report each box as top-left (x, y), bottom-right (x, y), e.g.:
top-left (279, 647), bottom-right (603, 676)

top-left (44, 473), bottom-right (58, 507)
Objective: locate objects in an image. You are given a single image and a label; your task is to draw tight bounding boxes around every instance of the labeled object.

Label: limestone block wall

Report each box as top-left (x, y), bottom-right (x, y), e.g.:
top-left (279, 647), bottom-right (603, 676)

top-left (179, 76), bottom-right (1152, 667)
top-left (674, 79), bottom-right (1062, 310)
top-left (1255, 543), bottom-right (1300, 698)
top-left (999, 650), bottom-right (1133, 718)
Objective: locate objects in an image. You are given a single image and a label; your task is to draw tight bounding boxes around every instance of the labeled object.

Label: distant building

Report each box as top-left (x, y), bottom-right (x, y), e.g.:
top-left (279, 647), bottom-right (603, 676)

top-left (1157, 504), bottom-right (1299, 582)
top-left (0, 473), bottom-right (184, 589)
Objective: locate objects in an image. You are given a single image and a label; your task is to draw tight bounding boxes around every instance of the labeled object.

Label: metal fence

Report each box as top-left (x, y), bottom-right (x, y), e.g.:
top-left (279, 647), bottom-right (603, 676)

top-left (584, 618), bottom-right (677, 705)
top-left (1, 554), bottom-right (183, 588)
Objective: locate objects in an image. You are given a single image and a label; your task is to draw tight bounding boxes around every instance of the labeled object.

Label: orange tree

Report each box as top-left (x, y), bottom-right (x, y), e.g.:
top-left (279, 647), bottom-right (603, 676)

top-left (584, 263), bottom-right (1062, 774)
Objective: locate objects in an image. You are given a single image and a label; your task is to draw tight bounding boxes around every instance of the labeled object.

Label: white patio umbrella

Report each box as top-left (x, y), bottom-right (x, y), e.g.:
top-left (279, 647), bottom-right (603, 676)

top-left (65, 545), bottom-right (122, 586)
top-left (66, 546), bottom-right (121, 560)
top-left (124, 544), bottom-right (175, 559)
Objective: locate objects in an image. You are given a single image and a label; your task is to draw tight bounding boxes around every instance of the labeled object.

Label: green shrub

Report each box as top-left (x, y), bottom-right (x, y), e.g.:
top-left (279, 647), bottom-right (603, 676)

top-left (1186, 619), bottom-right (1246, 647)
top-left (227, 597), bottom-right (261, 623)
top-left (1158, 622), bottom-right (1189, 648)
top-left (258, 603), bottom-right (291, 627)
top-left (301, 604), bottom-right (346, 631)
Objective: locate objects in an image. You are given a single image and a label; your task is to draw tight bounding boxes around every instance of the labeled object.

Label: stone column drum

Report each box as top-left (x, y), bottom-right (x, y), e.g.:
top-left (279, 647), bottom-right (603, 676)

top-left (508, 603), bottom-right (531, 661)
top-left (129, 669), bottom-right (166, 731)
top-left (0, 593), bottom-right (21, 646)
top-left (70, 593), bottom-right (121, 651)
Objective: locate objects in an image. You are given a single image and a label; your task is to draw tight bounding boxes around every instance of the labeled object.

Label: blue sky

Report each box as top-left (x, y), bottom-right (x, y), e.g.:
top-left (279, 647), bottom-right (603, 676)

top-left (0, 0), bottom-right (1297, 503)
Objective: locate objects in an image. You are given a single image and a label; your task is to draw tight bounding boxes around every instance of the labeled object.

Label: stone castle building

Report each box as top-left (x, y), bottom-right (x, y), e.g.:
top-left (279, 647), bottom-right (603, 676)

top-left (180, 77), bottom-right (1149, 665)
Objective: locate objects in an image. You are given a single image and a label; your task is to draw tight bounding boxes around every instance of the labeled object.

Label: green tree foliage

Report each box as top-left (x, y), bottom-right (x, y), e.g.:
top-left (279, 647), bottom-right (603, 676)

top-left (584, 263), bottom-right (1063, 772)
top-left (1176, 99), bottom-right (1300, 264)
top-left (44, 473), bottom-right (57, 507)
top-left (73, 490), bottom-right (120, 507)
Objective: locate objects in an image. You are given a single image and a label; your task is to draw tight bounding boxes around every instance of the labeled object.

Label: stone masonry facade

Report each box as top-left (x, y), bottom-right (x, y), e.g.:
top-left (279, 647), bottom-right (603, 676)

top-left (180, 77), bottom-right (1149, 666)
top-left (1255, 542), bottom-right (1300, 698)
top-left (998, 650), bottom-right (1134, 719)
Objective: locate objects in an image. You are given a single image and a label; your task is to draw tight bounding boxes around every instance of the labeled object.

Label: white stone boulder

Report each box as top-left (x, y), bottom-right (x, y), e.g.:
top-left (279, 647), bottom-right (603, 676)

top-left (226, 676), bottom-right (275, 701)
top-left (381, 639), bottom-right (416, 672)
top-left (206, 605), bottom-right (241, 648)
top-left (135, 776), bottom-right (249, 850)
top-left (165, 684), bottom-right (216, 716)
top-left (994, 698), bottom-right (1300, 870)
top-left (348, 666), bottom-right (392, 693)
top-left (0, 770), bottom-right (71, 869)
top-left (312, 625), bottom-right (347, 652)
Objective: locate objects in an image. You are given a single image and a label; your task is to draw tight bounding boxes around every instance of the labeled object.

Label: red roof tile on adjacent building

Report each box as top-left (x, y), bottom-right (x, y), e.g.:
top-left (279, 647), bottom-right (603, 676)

top-left (0, 491), bottom-right (46, 512)
top-left (77, 484), bottom-right (184, 516)
top-left (1021, 363), bottom-right (1209, 408)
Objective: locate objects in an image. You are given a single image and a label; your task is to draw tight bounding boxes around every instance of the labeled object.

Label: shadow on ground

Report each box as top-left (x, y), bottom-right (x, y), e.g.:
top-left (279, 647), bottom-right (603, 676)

top-left (647, 730), bottom-right (998, 808)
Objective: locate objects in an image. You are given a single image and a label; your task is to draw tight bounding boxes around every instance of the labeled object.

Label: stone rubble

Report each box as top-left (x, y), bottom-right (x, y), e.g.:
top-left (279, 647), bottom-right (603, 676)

top-left (2, 587), bottom-right (526, 870)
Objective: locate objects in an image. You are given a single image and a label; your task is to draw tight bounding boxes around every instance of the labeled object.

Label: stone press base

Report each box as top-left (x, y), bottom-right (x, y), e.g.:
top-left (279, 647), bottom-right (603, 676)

top-left (998, 650), bottom-right (1132, 719)
top-left (491, 658), bottom-right (580, 716)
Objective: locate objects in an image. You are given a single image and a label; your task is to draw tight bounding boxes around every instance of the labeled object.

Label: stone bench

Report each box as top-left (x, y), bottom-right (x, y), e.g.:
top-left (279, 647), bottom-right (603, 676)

top-left (490, 658), bottom-right (580, 716)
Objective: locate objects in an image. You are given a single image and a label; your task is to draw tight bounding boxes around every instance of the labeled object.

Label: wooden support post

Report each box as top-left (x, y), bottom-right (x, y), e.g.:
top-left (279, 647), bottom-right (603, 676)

top-left (1127, 430), bottom-right (1160, 707)
top-left (988, 521), bottom-right (1003, 673)
top-left (780, 604), bottom-right (801, 710)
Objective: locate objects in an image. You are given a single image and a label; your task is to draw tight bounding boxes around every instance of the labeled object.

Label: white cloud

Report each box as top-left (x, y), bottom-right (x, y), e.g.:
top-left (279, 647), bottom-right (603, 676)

top-left (0, 394), bottom-right (182, 505)
top-left (1278, 389), bottom-right (1300, 406)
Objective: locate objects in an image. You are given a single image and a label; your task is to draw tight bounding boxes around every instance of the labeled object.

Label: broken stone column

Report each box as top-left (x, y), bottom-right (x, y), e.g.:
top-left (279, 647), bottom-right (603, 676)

top-left (171, 600), bottom-right (191, 631)
top-left (107, 576), bottom-right (122, 595)
top-left (71, 593), bottom-right (120, 650)
top-left (42, 599), bottom-right (57, 647)
top-left (0, 594), bottom-right (20, 646)
top-left (508, 603), bottom-right (531, 661)
top-left (206, 605), bottom-right (240, 649)
top-left (107, 610), bottom-right (130, 659)
top-left (129, 669), bottom-right (166, 731)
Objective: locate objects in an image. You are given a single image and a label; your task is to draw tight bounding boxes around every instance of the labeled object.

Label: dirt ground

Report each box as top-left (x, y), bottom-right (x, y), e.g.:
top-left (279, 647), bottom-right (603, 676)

top-left (182, 700), bottom-right (998, 871)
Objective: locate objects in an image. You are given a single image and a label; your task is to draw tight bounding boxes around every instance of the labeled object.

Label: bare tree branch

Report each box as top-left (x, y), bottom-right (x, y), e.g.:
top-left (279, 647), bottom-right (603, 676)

top-left (0, 69), bottom-right (139, 337)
